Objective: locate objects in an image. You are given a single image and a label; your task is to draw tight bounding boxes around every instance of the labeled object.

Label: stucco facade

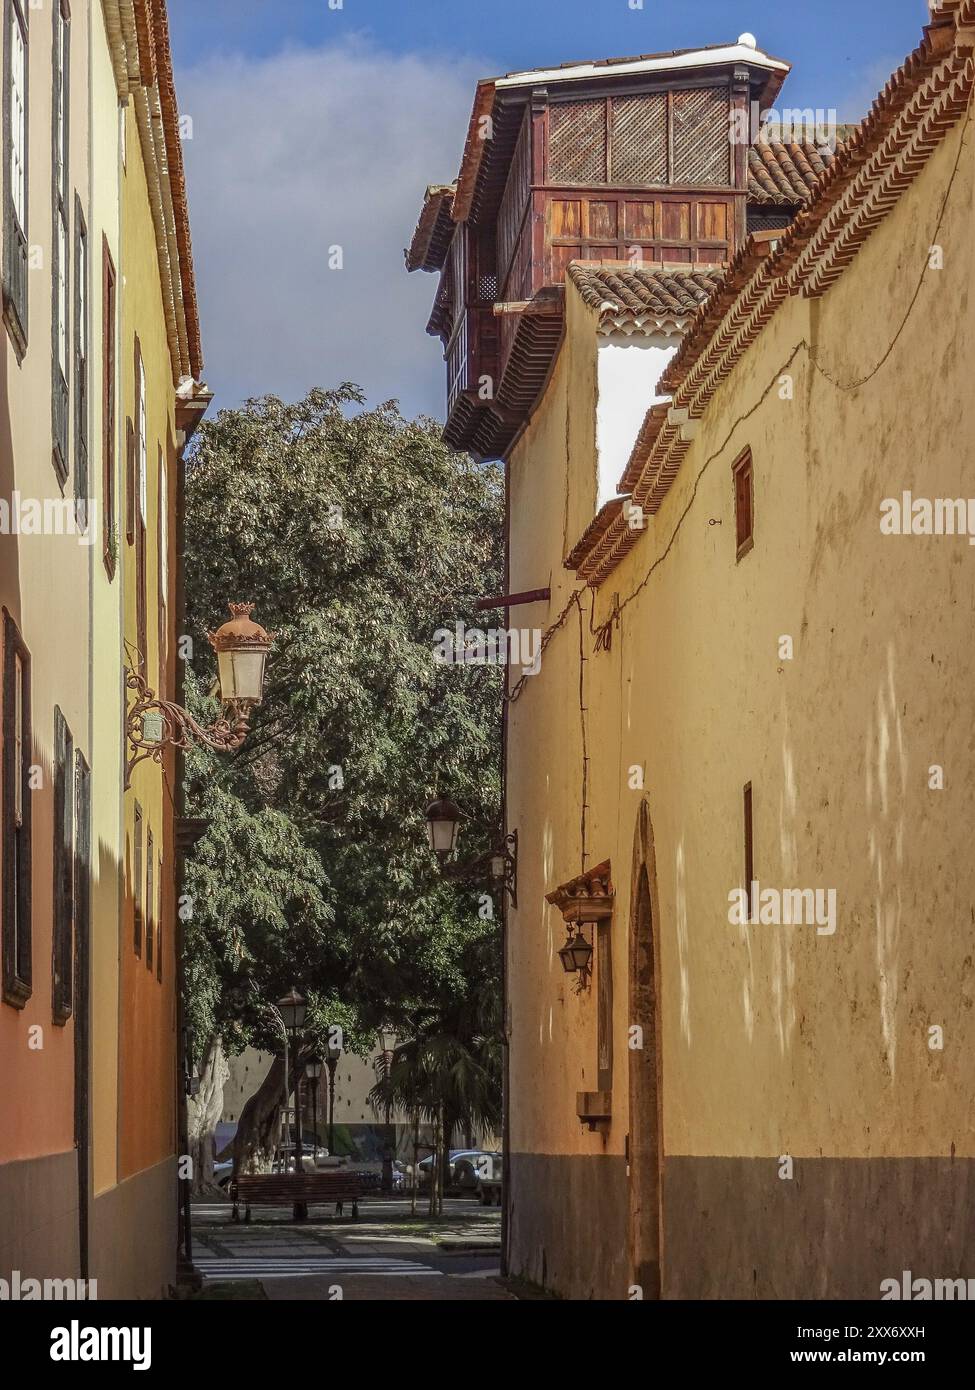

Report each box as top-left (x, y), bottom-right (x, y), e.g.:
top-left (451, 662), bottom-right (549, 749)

top-left (1, 0), bottom-right (206, 1298)
top-left (0, 0), bottom-right (94, 1287)
top-left (505, 13), bottom-right (975, 1298)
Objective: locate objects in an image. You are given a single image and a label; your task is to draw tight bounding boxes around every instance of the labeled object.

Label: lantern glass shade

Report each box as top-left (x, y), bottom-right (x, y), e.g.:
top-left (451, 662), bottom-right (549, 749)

top-left (489, 852), bottom-right (506, 881)
top-left (425, 797), bottom-right (462, 859)
top-left (305, 1059), bottom-right (323, 1080)
top-left (208, 603), bottom-right (274, 708)
top-left (277, 989), bottom-right (307, 1032)
top-left (559, 929), bottom-right (593, 975)
top-left (217, 646), bottom-right (268, 706)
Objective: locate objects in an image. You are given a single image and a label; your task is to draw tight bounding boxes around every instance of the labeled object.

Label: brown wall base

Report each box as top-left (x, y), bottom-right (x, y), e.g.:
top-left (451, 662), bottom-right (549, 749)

top-left (90, 1156), bottom-right (178, 1300)
top-left (0, 1150), bottom-right (79, 1284)
top-left (509, 1152), bottom-right (975, 1300)
top-left (664, 1155), bottom-right (975, 1300)
top-left (508, 1151), bottom-right (628, 1300)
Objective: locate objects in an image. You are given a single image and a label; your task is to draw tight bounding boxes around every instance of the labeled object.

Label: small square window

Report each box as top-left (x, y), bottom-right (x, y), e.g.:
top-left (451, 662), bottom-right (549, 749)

top-left (733, 447), bottom-right (754, 559)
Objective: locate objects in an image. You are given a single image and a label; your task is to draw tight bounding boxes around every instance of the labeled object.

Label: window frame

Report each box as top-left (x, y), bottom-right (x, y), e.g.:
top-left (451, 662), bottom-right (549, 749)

top-left (733, 446), bottom-right (754, 560)
top-left (52, 705), bottom-right (74, 1025)
top-left (51, 0), bottom-right (71, 483)
top-left (134, 339), bottom-right (148, 666)
top-left (74, 196), bottom-right (88, 524)
top-left (133, 802), bottom-right (143, 956)
top-left (101, 238), bottom-right (117, 576)
top-left (2, 609), bottom-right (32, 1007)
top-left (155, 847), bottom-right (163, 982)
top-left (743, 781), bottom-right (754, 920)
top-left (2, 0), bottom-right (30, 353)
top-left (145, 826), bottom-right (154, 972)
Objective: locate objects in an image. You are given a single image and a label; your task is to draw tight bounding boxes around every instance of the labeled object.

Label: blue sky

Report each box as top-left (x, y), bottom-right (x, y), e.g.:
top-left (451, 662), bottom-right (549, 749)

top-left (167, 0), bottom-right (931, 420)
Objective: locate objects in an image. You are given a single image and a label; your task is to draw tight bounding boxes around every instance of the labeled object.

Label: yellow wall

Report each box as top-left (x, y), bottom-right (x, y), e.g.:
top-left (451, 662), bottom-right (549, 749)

top-left (507, 109), bottom-right (975, 1178)
top-left (0, 0), bottom-right (93, 1171)
top-left (89, 0), bottom-right (124, 1203)
top-left (118, 91), bottom-right (179, 1182)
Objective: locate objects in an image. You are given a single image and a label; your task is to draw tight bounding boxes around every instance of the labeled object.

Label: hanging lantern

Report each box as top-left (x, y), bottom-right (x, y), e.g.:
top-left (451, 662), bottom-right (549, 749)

top-left (558, 928), bottom-right (594, 975)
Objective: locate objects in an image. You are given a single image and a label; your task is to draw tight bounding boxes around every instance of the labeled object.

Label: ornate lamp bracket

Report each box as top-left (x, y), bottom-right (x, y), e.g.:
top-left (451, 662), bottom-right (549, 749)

top-left (124, 668), bottom-right (252, 789)
top-left (444, 828), bottom-right (519, 906)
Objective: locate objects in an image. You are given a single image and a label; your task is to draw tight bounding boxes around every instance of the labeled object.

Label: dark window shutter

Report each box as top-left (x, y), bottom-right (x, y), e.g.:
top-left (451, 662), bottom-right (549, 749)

top-left (52, 706), bottom-right (74, 1024)
top-left (133, 804), bottom-right (143, 955)
top-left (2, 610), bottom-right (32, 1006)
top-left (733, 447), bottom-right (753, 558)
top-left (146, 828), bottom-right (154, 971)
top-left (3, 0), bottom-right (30, 352)
top-left (125, 417), bottom-right (135, 544)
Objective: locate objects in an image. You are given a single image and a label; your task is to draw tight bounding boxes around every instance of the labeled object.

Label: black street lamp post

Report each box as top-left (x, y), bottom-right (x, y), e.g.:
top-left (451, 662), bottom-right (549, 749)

top-left (305, 1058), bottom-right (323, 1159)
top-left (325, 1039), bottom-right (341, 1155)
top-left (379, 1025), bottom-right (396, 1195)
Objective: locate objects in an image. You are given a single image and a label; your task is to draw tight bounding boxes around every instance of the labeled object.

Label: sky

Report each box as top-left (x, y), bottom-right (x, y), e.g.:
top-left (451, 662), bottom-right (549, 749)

top-left (167, 0), bottom-right (931, 422)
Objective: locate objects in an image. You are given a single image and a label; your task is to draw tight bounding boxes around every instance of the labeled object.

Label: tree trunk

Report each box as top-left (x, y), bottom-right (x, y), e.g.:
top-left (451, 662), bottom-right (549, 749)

top-left (230, 1051), bottom-right (312, 1175)
top-left (231, 1054), bottom-right (288, 1175)
top-left (187, 1037), bottom-right (229, 1195)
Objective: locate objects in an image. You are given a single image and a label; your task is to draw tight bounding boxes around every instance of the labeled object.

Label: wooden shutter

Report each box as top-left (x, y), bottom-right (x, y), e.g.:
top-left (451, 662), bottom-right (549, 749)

top-left (52, 706), bottom-right (74, 1023)
top-left (2, 610), bottom-right (32, 1006)
top-left (74, 201), bottom-right (89, 515)
top-left (743, 782), bottom-right (754, 918)
top-left (133, 803), bottom-right (143, 955)
top-left (733, 447), bottom-right (754, 558)
top-left (2, 0), bottom-right (29, 352)
top-left (102, 240), bottom-right (117, 575)
top-left (146, 827), bottom-right (154, 971)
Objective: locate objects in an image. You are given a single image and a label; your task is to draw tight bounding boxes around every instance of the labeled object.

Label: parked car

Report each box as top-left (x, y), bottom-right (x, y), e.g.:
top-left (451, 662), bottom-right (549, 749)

top-left (417, 1149), bottom-right (501, 1192)
top-left (213, 1132), bottom-right (324, 1187)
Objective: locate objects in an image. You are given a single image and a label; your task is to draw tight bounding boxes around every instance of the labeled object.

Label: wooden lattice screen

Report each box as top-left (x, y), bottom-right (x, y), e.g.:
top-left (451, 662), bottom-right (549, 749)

top-left (549, 100), bottom-right (608, 183)
top-left (611, 94), bottom-right (668, 184)
top-left (547, 88), bottom-right (731, 187)
top-left (671, 88), bottom-right (729, 186)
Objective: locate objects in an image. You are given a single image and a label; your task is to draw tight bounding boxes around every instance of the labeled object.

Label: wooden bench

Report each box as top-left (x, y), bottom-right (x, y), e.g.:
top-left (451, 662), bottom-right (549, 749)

top-left (229, 1171), bottom-right (379, 1222)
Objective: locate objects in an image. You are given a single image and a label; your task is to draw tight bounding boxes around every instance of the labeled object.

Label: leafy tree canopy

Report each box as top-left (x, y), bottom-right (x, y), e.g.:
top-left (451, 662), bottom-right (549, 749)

top-left (182, 386), bottom-right (504, 1075)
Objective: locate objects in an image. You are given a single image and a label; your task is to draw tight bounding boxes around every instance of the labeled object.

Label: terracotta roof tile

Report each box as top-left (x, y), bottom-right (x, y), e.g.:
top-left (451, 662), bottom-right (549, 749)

top-left (564, 497), bottom-right (628, 571)
top-left (577, 5), bottom-right (975, 588)
top-left (747, 134), bottom-right (846, 205)
top-left (150, 0), bottom-right (202, 379)
top-left (567, 263), bottom-right (723, 335)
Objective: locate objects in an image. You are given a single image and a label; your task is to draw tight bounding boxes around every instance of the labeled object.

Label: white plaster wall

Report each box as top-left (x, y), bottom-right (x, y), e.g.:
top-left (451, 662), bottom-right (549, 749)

top-left (595, 334), bottom-right (677, 508)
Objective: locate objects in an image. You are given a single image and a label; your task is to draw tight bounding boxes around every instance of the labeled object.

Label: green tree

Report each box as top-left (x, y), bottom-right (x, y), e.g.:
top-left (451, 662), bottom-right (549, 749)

top-left (181, 386), bottom-right (504, 1176)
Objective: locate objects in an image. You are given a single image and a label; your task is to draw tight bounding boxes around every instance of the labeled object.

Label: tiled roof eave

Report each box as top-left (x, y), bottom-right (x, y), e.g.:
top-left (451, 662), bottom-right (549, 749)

top-left (580, 9), bottom-right (975, 589)
top-left (597, 313), bottom-right (696, 337)
top-left (406, 185), bottom-right (456, 272)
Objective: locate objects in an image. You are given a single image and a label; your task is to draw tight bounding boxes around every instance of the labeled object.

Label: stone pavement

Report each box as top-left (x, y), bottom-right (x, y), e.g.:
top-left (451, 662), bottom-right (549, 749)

top-left (191, 1195), bottom-right (516, 1301)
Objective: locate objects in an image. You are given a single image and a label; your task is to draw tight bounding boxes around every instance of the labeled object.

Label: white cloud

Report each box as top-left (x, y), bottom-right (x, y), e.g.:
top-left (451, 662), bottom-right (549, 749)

top-left (177, 37), bottom-right (486, 419)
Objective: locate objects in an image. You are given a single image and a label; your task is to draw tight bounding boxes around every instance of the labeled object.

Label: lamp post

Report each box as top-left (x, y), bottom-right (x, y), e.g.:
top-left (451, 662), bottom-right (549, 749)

top-left (378, 1024), bottom-right (396, 1195)
top-left (325, 1039), bottom-right (341, 1156)
top-left (305, 1058), bottom-right (323, 1160)
top-left (125, 602), bottom-right (274, 788)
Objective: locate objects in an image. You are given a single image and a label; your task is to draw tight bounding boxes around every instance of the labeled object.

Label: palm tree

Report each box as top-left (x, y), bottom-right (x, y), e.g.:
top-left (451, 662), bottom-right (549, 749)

top-left (369, 1026), bottom-right (501, 1214)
